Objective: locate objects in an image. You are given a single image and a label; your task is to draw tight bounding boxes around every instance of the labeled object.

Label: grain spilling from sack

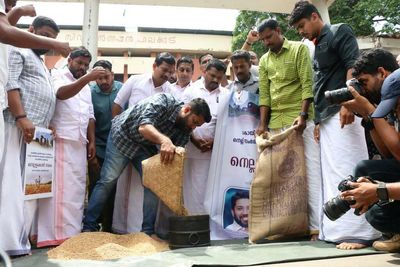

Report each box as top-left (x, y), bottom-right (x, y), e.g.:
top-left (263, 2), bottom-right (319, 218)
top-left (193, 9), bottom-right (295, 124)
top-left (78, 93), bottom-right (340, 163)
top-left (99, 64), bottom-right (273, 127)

top-left (47, 232), bottom-right (169, 260)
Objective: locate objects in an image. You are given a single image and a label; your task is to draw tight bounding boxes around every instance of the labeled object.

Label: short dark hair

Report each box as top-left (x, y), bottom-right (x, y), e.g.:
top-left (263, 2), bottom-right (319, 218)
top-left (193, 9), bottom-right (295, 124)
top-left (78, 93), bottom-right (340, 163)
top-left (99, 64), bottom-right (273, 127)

top-left (154, 52), bottom-right (176, 66)
top-left (289, 1), bottom-right (322, 26)
top-left (93, 60), bottom-right (112, 71)
top-left (177, 56), bottom-right (194, 70)
top-left (231, 190), bottom-right (249, 209)
top-left (257, 19), bottom-right (279, 33)
top-left (32, 16), bottom-right (59, 33)
top-left (206, 58), bottom-right (227, 73)
top-left (352, 49), bottom-right (399, 77)
top-left (187, 98), bottom-right (212, 123)
top-left (199, 53), bottom-right (214, 64)
top-left (230, 50), bottom-right (251, 64)
top-left (69, 46), bottom-right (92, 61)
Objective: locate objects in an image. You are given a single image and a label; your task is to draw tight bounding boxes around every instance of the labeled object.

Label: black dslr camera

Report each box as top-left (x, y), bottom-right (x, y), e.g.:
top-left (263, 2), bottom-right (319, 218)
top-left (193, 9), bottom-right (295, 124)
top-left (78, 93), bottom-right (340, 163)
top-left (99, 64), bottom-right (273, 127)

top-left (324, 79), bottom-right (363, 105)
top-left (323, 175), bottom-right (359, 221)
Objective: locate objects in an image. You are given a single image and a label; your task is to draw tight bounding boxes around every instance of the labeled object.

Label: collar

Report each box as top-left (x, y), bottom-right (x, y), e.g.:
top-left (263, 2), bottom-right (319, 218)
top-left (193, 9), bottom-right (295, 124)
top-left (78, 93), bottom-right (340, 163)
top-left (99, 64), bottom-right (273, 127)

top-left (198, 80), bottom-right (223, 94)
top-left (271, 37), bottom-right (289, 55)
top-left (92, 82), bottom-right (118, 94)
top-left (316, 24), bottom-right (330, 44)
top-left (167, 103), bottom-right (183, 124)
top-left (234, 71), bottom-right (258, 86)
top-left (149, 73), bottom-right (169, 89)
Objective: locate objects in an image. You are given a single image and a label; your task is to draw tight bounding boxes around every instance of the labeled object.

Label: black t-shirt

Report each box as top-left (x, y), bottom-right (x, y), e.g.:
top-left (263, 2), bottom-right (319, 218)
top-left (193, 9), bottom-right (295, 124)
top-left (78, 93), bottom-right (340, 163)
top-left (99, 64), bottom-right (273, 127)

top-left (313, 24), bottom-right (359, 123)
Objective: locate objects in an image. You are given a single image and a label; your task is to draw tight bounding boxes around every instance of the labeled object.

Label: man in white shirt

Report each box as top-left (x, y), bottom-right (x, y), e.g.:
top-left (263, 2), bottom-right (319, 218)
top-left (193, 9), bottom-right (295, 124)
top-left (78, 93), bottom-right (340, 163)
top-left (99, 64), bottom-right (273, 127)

top-left (38, 47), bottom-right (106, 246)
top-left (111, 52), bottom-right (175, 117)
top-left (0, 15), bottom-right (65, 257)
top-left (225, 190), bottom-right (249, 233)
top-left (182, 59), bottom-right (228, 214)
top-left (0, 0), bottom-right (70, 165)
top-left (170, 56), bottom-right (193, 100)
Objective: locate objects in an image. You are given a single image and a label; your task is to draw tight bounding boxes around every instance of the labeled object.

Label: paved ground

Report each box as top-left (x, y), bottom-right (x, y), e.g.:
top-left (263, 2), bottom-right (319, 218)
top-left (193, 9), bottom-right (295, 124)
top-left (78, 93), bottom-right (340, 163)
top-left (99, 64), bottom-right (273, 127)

top-left (266, 253), bottom-right (400, 267)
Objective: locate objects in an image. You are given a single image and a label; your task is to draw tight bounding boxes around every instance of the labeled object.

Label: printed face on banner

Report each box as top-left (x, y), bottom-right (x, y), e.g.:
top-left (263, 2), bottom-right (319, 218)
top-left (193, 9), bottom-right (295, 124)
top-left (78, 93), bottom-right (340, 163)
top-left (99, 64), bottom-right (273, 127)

top-left (223, 188), bottom-right (249, 233)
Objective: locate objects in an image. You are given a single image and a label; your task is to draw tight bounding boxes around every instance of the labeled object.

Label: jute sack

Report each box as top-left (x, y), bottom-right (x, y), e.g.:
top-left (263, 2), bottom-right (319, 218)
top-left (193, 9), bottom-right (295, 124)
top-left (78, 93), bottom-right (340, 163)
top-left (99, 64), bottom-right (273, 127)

top-left (249, 126), bottom-right (308, 243)
top-left (142, 147), bottom-right (188, 216)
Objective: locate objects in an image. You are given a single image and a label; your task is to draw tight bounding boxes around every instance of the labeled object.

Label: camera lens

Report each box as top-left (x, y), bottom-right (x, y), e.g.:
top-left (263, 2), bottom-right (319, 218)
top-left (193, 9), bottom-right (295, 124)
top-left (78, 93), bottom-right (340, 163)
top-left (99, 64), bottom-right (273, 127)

top-left (323, 196), bottom-right (351, 221)
top-left (324, 87), bottom-right (354, 105)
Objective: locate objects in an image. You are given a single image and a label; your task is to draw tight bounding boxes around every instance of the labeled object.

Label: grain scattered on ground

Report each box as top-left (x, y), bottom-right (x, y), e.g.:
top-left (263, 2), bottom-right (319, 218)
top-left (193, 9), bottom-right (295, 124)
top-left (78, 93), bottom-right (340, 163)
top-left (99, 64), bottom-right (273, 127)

top-left (47, 232), bottom-right (169, 260)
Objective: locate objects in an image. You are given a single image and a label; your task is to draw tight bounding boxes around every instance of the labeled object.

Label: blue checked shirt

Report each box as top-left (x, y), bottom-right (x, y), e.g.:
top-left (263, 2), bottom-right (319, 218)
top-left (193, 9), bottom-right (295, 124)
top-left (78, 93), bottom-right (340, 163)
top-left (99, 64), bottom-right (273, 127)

top-left (4, 48), bottom-right (55, 127)
top-left (111, 93), bottom-right (190, 159)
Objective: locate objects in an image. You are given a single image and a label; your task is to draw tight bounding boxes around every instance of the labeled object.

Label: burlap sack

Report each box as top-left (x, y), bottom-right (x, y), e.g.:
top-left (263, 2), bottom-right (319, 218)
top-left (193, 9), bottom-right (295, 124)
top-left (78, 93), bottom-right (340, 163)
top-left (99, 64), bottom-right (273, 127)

top-left (249, 126), bottom-right (308, 243)
top-left (142, 147), bottom-right (188, 216)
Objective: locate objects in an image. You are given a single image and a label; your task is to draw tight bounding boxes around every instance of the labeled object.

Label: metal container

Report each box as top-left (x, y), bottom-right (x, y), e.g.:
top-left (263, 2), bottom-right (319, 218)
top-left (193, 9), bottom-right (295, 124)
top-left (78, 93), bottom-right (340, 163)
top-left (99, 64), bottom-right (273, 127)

top-left (168, 214), bottom-right (210, 250)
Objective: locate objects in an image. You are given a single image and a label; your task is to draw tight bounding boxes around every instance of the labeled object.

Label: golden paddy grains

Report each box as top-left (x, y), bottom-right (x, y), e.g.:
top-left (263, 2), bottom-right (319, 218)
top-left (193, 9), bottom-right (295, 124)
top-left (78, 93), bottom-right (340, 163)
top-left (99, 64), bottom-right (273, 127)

top-left (47, 232), bottom-right (169, 260)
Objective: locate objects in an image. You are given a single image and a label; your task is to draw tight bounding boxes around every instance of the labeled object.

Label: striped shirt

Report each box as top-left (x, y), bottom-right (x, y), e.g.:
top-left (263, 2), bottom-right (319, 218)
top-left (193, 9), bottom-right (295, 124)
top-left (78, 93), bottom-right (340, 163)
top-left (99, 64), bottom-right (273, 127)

top-left (4, 48), bottom-right (55, 127)
top-left (259, 38), bottom-right (314, 129)
top-left (111, 93), bottom-right (190, 159)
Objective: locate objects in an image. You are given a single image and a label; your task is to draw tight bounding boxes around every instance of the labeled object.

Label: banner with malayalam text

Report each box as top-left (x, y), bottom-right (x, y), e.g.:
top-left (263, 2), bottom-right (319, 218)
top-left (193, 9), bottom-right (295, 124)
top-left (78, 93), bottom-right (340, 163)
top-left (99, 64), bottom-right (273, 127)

top-left (205, 90), bottom-right (260, 240)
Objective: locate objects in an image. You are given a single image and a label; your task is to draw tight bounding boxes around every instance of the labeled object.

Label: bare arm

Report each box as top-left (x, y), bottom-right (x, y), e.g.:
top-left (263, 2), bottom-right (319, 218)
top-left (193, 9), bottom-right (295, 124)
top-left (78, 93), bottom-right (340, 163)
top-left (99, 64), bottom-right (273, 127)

top-left (7, 4), bottom-right (35, 26)
top-left (339, 68), bottom-right (356, 128)
top-left (56, 67), bottom-right (107, 100)
top-left (138, 124), bottom-right (176, 164)
top-left (256, 105), bottom-right (270, 135)
top-left (241, 30), bottom-right (259, 51)
top-left (0, 14), bottom-right (70, 57)
top-left (87, 118), bottom-right (96, 160)
top-left (7, 90), bottom-right (35, 143)
top-left (111, 103), bottom-right (123, 118)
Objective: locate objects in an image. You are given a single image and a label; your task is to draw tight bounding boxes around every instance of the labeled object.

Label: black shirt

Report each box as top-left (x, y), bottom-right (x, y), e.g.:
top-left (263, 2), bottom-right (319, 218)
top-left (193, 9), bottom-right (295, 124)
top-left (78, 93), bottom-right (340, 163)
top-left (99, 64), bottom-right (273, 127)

top-left (313, 24), bottom-right (359, 123)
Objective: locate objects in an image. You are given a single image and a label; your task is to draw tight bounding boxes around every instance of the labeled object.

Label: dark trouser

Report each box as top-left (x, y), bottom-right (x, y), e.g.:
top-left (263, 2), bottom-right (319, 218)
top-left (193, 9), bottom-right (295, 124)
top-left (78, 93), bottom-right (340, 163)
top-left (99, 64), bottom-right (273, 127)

top-left (83, 134), bottom-right (159, 234)
top-left (354, 159), bottom-right (400, 234)
top-left (88, 156), bottom-right (116, 232)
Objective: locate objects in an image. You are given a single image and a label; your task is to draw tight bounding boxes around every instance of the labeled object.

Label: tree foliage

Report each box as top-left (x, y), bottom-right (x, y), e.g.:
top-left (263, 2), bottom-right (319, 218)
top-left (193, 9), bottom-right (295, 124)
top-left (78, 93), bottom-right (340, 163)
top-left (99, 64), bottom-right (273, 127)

top-left (231, 11), bottom-right (301, 58)
top-left (232, 0), bottom-right (400, 54)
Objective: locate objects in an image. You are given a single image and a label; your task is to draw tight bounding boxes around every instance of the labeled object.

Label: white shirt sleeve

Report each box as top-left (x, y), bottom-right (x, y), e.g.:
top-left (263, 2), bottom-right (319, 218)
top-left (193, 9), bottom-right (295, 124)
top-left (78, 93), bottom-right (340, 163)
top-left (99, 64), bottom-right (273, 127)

top-left (0, 0), bottom-right (6, 14)
top-left (114, 76), bottom-right (134, 108)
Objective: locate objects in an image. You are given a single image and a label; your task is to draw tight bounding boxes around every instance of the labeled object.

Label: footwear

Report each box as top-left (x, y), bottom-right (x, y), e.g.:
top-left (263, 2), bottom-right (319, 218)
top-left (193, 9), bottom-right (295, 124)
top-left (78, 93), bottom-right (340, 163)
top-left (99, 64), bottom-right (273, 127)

top-left (373, 234), bottom-right (400, 252)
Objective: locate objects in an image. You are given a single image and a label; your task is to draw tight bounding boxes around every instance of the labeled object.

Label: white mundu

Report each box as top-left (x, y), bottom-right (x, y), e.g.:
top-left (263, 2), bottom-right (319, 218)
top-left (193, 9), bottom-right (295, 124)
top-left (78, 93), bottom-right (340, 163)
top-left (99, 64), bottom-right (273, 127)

top-left (181, 81), bottom-right (227, 214)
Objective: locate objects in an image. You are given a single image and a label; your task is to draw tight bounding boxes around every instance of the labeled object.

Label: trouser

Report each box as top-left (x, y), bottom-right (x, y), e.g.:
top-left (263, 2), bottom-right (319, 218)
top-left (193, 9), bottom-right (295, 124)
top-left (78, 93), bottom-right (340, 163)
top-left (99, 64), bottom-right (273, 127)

top-left (355, 159), bottom-right (400, 234)
top-left (88, 156), bottom-right (116, 232)
top-left (82, 134), bottom-right (158, 235)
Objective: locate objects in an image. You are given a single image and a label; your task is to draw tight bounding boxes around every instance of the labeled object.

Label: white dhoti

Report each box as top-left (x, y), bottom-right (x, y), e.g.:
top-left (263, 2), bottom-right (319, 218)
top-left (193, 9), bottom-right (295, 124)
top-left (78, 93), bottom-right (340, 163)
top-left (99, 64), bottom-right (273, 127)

top-left (183, 154), bottom-right (211, 215)
top-left (112, 164), bottom-right (144, 234)
top-left (36, 138), bottom-right (87, 247)
top-left (0, 112), bottom-right (4, 164)
top-left (0, 124), bottom-right (31, 256)
top-left (318, 113), bottom-right (381, 243)
top-left (302, 121), bottom-right (322, 233)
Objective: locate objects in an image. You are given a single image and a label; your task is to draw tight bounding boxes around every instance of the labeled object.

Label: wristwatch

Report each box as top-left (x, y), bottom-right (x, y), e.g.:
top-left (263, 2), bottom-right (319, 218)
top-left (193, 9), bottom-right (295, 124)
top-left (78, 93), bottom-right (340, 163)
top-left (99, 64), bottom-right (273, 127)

top-left (299, 111), bottom-right (308, 120)
top-left (376, 182), bottom-right (389, 202)
top-left (361, 115), bottom-right (375, 131)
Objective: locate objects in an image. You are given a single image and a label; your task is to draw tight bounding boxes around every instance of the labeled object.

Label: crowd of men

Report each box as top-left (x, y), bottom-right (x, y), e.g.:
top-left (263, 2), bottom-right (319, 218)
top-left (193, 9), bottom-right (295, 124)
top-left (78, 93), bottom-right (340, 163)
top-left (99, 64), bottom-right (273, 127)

top-left (1, 0), bottom-right (400, 258)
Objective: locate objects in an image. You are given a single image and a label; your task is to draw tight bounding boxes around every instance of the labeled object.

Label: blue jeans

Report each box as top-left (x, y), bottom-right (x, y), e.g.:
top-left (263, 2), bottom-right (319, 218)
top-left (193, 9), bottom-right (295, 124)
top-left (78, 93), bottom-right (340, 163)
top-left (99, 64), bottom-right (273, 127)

top-left (355, 159), bottom-right (400, 234)
top-left (82, 134), bottom-right (159, 234)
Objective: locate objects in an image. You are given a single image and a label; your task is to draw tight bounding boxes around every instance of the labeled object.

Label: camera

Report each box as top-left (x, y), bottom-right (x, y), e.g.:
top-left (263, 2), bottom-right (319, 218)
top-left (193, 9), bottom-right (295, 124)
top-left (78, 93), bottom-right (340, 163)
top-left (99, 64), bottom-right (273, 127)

top-left (323, 175), bottom-right (358, 221)
top-left (324, 79), bottom-right (363, 105)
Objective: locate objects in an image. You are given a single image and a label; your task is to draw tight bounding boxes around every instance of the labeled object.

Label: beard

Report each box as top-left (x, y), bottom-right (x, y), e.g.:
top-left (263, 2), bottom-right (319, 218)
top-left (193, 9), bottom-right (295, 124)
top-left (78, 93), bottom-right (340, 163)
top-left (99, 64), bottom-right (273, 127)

top-left (175, 115), bottom-right (192, 134)
top-left (364, 89), bottom-right (381, 105)
top-left (233, 214), bottom-right (248, 228)
top-left (70, 68), bottom-right (86, 79)
top-left (32, 48), bottom-right (49, 56)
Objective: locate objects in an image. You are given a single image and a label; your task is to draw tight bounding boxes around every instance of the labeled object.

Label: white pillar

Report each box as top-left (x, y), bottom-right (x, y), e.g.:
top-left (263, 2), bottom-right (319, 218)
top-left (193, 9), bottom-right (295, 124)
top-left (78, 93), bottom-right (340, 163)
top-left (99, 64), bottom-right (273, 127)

top-left (82, 0), bottom-right (99, 65)
top-left (312, 0), bottom-right (331, 24)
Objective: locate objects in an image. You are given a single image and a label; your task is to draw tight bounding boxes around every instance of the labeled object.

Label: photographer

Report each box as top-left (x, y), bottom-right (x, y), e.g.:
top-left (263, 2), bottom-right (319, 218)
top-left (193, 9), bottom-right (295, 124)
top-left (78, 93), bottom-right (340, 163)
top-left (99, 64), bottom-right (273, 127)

top-left (341, 49), bottom-right (400, 252)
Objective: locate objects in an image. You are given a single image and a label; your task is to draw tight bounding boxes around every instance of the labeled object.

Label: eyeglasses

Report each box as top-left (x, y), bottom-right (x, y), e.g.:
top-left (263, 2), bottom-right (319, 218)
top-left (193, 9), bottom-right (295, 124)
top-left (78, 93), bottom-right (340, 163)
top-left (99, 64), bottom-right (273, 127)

top-left (201, 59), bottom-right (210, 65)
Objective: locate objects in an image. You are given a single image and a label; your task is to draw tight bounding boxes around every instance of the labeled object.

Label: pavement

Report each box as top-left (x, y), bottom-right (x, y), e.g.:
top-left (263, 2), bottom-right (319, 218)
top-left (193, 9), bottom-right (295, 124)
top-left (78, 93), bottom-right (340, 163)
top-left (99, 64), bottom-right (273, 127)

top-left (266, 253), bottom-right (400, 267)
